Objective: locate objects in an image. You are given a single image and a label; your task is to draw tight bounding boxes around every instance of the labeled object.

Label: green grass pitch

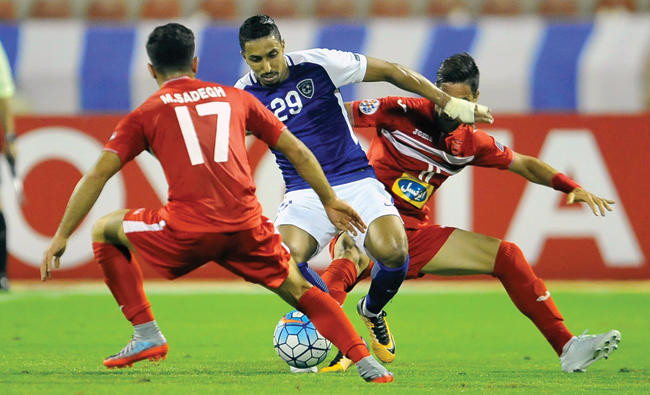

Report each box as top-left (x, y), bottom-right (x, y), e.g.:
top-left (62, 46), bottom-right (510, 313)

top-left (1, 282), bottom-right (648, 394)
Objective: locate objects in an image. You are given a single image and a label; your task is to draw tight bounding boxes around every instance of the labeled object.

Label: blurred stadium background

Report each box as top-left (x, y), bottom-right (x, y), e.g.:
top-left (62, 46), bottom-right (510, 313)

top-left (0, 0), bottom-right (648, 282)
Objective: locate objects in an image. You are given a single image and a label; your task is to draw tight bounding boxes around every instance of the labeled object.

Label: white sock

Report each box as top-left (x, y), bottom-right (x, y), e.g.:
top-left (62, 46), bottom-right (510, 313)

top-left (133, 320), bottom-right (166, 343)
top-left (362, 298), bottom-right (381, 318)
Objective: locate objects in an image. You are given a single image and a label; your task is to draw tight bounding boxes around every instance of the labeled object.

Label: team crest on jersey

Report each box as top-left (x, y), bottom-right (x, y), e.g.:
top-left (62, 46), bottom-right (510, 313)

top-left (359, 99), bottom-right (380, 115)
top-left (391, 173), bottom-right (434, 209)
top-left (296, 79), bottom-right (314, 99)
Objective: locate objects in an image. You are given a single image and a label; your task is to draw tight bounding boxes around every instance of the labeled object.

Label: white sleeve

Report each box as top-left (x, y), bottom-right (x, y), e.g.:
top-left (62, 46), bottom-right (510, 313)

top-left (293, 48), bottom-right (367, 89)
top-left (234, 74), bottom-right (250, 89)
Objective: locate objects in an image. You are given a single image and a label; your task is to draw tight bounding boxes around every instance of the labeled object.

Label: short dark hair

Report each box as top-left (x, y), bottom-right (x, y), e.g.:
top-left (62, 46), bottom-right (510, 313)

top-left (239, 15), bottom-right (282, 50)
top-left (436, 52), bottom-right (480, 95)
top-left (146, 23), bottom-right (195, 75)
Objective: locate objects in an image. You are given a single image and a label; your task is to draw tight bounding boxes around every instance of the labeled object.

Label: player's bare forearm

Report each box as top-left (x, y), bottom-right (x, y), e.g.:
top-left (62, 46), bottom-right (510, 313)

top-left (509, 152), bottom-right (614, 216)
top-left (364, 57), bottom-right (449, 107)
top-left (363, 57), bottom-right (492, 124)
top-left (54, 152), bottom-right (121, 238)
top-left (508, 153), bottom-right (558, 187)
top-left (0, 97), bottom-right (15, 151)
top-left (55, 175), bottom-right (105, 238)
top-left (273, 130), bottom-right (336, 204)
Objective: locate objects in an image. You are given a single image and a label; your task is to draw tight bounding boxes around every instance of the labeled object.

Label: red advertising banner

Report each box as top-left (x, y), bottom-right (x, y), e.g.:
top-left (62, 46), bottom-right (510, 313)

top-left (6, 114), bottom-right (649, 280)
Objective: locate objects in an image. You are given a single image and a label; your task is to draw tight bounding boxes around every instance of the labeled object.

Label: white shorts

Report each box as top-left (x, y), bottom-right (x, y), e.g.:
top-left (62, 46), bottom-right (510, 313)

top-left (274, 177), bottom-right (401, 259)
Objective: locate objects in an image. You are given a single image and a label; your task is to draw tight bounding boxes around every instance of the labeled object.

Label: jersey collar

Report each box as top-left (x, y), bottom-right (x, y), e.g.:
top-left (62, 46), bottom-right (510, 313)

top-left (162, 75), bottom-right (192, 87)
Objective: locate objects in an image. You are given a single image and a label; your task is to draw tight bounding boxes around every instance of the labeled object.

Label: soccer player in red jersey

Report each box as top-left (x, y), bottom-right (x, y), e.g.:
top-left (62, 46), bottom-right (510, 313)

top-left (318, 53), bottom-right (620, 374)
top-left (40, 23), bottom-right (394, 383)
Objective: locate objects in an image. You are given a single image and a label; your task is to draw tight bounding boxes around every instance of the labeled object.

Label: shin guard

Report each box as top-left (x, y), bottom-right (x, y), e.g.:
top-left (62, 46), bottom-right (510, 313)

top-left (493, 241), bottom-right (573, 355)
top-left (93, 242), bottom-right (154, 325)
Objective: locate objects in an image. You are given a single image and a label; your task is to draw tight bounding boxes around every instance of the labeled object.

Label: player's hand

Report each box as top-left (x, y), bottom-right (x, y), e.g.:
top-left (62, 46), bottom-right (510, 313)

top-left (474, 103), bottom-right (494, 124)
top-left (566, 188), bottom-right (615, 217)
top-left (5, 141), bottom-right (25, 205)
top-left (323, 198), bottom-right (367, 237)
top-left (443, 97), bottom-right (494, 124)
top-left (41, 235), bottom-right (67, 281)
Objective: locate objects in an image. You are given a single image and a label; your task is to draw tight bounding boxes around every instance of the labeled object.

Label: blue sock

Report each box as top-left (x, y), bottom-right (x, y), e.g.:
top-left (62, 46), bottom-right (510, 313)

top-left (364, 256), bottom-right (409, 315)
top-left (297, 262), bottom-right (329, 293)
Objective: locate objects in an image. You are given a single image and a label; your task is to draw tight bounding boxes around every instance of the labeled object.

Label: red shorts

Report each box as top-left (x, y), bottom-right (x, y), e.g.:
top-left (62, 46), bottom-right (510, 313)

top-left (123, 208), bottom-right (291, 288)
top-left (329, 224), bottom-right (456, 281)
top-left (404, 225), bottom-right (456, 279)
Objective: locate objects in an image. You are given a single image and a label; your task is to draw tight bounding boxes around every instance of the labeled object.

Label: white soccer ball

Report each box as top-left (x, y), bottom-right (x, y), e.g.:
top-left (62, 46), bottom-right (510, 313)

top-left (273, 310), bottom-right (332, 368)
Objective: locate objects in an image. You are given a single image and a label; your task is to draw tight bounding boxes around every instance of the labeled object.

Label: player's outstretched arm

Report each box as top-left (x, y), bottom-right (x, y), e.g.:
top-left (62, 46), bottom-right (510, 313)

top-left (41, 152), bottom-right (122, 281)
top-left (508, 152), bottom-right (614, 216)
top-left (272, 129), bottom-right (367, 235)
top-left (362, 57), bottom-right (493, 124)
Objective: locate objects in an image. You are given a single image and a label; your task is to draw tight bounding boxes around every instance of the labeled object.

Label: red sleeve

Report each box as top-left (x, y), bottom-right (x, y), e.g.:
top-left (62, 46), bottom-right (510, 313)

top-left (470, 129), bottom-right (514, 169)
top-left (104, 109), bottom-right (148, 164)
top-left (241, 90), bottom-right (286, 146)
top-left (352, 97), bottom-right (432, 128)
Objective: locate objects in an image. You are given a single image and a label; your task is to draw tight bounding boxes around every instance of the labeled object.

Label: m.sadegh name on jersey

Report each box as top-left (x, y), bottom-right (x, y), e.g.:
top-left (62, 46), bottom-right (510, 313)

top-left (159, 86), bottom-right (227, 104)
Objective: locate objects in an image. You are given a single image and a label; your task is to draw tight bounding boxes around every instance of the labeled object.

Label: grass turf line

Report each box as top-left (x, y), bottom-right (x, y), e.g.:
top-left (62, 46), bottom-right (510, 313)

top-left (0, 290), bottom-right (648, 394)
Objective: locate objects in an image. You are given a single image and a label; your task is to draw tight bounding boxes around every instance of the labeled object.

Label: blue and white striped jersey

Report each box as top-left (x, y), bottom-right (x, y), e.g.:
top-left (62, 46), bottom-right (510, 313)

top-left (236, 48), bottom-right (375, 192)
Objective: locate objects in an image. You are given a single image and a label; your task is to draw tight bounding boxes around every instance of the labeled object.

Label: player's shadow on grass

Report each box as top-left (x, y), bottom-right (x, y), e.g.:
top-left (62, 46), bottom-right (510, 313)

top-left (71, 366), bottom-right (282, 377)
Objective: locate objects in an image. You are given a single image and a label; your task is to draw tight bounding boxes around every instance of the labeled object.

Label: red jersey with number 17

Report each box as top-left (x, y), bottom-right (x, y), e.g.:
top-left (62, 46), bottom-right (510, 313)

top-left (105, 77), bottom-right (286, 232)
top-left (352, 97), bottom-right (514, 230)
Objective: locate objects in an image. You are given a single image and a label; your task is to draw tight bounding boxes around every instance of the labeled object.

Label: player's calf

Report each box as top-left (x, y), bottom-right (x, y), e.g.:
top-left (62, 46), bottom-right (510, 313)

top-left (492, 241), bottom-right (573, 355)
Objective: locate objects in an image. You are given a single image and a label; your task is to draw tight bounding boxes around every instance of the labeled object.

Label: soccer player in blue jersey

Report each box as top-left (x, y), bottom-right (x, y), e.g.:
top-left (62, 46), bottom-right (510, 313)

top-left (235, 15), bottom-right (493, 364)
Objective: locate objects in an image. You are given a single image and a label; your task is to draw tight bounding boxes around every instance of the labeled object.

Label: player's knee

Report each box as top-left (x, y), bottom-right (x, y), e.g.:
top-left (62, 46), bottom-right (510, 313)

top-left (91, 217), bottom-right (109, 243)
top-left (334, 233), bottom-right (361, 264)
top-left (283, 242), bottom-right (312, 264)
top-left (499, 240), bottom-right (525, 263)
top-left (492, 240), bottom-right (532, 279)
top-left (371, 235), bottom-right (408, 268)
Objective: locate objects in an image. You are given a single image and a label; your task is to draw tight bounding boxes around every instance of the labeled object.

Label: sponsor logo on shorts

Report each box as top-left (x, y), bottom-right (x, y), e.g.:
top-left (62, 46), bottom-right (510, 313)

top-left (359, 99), bottom-right (380, 115)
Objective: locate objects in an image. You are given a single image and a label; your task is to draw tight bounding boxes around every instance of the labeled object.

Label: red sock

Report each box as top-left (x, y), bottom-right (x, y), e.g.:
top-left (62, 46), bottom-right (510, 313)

top-left (297, 287), bottom-right (369, 363)
top-left (93, 242), bottom-right (154, 325)
top-left (321, 258), bottom-right (358, 305)
top-left (492, 241), bottom-right (573, 355)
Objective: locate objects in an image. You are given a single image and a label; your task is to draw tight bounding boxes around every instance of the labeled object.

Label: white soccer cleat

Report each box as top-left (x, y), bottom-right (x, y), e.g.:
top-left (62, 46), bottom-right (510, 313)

top-left (560, 329), bottom-right (621, 372)
top-left (355, 355), bottom-right (394, 383)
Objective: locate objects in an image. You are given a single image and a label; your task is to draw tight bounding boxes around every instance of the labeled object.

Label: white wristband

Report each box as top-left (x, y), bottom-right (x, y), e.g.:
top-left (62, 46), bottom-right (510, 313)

top-left (442, 97), bottom-right (475, 123)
